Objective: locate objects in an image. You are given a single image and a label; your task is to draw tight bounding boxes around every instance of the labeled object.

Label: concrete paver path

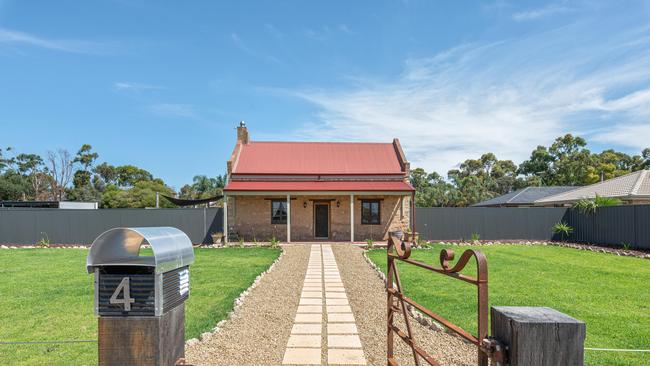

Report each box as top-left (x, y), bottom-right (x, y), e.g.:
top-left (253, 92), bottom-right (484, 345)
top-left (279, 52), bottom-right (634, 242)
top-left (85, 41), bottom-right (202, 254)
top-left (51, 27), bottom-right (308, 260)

top-left (282, 244), bottom-right (367, 365)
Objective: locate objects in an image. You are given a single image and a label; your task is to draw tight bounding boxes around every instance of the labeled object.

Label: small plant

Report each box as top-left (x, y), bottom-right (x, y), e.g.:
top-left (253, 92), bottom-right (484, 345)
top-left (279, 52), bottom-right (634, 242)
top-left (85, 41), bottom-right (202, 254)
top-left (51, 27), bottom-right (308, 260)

top-left (621, 242), bottom-right (631, 251)
top-left (365, 238), bottom-right (374, 249)
top-left (269, 236), bottom-right (280, 248)
top-left (238, 238), bottom-right (245, 248)
top-left (553, 221), bottom-right (573, 242)
top-left (416, 237), bottom-right (428, 247)
top-left (573, 194), bottom-right (622, 214)
top-left (37, 232), bottom-right (50, 248)
top-left (252, 236), bottom-right (259, 246)
top-left (471, 233), bottom-right (481, 242)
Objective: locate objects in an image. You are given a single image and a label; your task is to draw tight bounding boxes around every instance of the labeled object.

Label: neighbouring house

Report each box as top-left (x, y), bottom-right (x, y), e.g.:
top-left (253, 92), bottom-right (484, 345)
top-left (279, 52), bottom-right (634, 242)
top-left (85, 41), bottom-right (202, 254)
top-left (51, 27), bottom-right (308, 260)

top-left (534, 169), bottom-right (650, 206)
top-left (472, 186), bottom-right (576, 207)
top-left (222, 122), bottom-right (415, 242)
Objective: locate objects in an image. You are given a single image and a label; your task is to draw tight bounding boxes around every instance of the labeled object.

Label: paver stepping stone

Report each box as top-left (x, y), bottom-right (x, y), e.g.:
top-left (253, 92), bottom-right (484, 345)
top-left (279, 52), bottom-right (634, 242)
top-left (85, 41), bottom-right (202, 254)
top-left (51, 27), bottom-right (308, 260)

top-left (300, 298), bottom-right (322, 305)
top-left (327, 335), bottom-right (362, 348)
top-left (327, 305), bottom-right (352, 313)
top-left (295, 313), bottom-right (323, 323)
top-left (292, 323), bottom-right (322, 334)
top-left (287, 335), bottom-right (322, 348)
top-left (325, 292), bottom-right (347, 298)
top-left (325, 298), bottom-right (348, 305)
top-left (298, 305), bottom-right (323, 313)
top-left (327, 313), bottom-right (355, 323)
top-left (282, 347), bottom-right (321, 365)
top-left (301, 291), bottom-right (322, 298)
top-left (327, 323), bottom-right (358, 334)
top-left (328, 349), bottom-right (366, 365)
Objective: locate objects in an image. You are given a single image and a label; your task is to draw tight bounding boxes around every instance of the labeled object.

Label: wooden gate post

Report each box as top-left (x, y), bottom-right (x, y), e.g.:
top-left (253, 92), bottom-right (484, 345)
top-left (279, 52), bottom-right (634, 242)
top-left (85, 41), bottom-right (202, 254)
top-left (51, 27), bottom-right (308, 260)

top-left (491, 306), bottom-right (586, 366)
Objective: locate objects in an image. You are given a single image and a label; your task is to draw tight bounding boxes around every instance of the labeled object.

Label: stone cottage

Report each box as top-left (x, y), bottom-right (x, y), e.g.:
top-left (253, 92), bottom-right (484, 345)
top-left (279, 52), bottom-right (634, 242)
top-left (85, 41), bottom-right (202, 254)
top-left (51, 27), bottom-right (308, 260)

top-left (222, 122), bottom-right (415, 242)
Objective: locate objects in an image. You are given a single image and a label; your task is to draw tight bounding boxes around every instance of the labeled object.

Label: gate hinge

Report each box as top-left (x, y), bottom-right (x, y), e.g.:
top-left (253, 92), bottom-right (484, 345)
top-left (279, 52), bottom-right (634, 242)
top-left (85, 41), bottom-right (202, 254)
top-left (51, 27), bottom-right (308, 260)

top-left (480, 338), bottom-right (507, 366)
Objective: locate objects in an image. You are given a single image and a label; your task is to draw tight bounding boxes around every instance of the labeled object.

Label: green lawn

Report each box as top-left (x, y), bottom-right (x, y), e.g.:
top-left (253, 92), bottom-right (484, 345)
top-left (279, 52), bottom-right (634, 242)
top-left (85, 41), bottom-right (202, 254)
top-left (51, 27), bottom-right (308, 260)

top-left (368, 244), bottom-right (650, 366)
top-left (0, 247), bottom-right (280, 366)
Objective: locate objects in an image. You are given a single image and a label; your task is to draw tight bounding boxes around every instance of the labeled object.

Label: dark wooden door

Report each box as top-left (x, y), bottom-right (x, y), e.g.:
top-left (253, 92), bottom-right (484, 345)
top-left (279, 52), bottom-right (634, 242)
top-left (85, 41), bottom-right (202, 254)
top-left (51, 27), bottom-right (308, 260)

top-left (314, 204), bottom-right (329, 239)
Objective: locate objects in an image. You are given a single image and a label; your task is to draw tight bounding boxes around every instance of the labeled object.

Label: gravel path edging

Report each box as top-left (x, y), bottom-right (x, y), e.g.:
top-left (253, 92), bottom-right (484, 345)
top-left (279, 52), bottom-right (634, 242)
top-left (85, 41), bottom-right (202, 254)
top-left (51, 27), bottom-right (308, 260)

top-left (185, 246), bottom-right (286, 347)
top-left (362, 250), bottom-right (446, 334)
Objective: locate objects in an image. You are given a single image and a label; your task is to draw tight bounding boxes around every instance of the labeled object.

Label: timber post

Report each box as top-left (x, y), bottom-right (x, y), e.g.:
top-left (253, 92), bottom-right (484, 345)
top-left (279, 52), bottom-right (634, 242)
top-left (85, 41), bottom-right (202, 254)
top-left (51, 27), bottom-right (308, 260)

top-left (491, 306), bottom-right (586, 366)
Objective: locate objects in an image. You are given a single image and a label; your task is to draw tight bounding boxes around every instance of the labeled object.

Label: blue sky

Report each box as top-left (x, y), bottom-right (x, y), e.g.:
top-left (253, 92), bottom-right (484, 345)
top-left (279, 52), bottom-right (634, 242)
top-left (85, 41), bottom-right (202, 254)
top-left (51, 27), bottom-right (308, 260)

top-left (1, 0), bottom-right (650, 189)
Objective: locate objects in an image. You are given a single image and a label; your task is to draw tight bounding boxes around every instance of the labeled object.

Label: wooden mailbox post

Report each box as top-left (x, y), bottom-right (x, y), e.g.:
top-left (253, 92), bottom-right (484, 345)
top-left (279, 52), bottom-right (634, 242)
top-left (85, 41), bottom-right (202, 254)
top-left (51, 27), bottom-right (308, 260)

top-left (87, 227), bottom-right (195, 366)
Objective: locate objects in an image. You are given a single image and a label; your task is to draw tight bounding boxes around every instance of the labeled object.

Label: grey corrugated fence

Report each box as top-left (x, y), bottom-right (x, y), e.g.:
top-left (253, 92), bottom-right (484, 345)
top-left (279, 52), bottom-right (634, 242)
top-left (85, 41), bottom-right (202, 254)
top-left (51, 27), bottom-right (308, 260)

top-left (415, 207), bottom-right (567, 241)
top-left (0, 208), bottom-right (223, 245)
top-left (0, 206), bottom-right (648, 248)
top-left (416, 206), bottom-right (650, 249)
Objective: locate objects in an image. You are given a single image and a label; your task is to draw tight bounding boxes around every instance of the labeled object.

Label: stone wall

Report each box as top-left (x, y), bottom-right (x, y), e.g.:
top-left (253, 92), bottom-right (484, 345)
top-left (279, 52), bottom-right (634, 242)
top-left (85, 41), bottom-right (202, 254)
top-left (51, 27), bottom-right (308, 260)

top-left (226, 194), bottom-right (411, 242)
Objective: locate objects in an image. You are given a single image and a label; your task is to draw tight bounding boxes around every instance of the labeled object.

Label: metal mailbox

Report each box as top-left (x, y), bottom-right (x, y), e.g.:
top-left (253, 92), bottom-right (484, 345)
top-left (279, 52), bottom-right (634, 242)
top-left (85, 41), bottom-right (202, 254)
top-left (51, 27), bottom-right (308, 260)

top-left (87, 227), bottom-right (194, 366)
top-left (87, 226), bottom-right (195, 316)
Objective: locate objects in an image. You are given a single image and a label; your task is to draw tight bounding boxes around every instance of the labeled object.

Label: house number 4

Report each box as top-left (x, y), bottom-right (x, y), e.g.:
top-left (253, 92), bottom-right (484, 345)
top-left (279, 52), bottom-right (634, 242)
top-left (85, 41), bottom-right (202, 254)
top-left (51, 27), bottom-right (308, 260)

top-left (109, 277), bottom-right (135, 311)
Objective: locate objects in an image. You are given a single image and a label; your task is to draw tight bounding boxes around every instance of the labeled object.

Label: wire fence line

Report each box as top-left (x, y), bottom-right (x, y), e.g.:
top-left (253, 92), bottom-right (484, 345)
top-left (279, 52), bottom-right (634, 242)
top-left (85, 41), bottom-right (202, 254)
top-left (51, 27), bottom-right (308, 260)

top-left (0, 340), bottom-right (96, 345)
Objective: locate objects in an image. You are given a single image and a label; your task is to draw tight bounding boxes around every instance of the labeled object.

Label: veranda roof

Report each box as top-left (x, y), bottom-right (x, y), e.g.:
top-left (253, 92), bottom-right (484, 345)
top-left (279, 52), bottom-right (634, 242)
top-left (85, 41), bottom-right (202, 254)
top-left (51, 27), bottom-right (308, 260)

top-left (223, 180), bottom-right (414, 193)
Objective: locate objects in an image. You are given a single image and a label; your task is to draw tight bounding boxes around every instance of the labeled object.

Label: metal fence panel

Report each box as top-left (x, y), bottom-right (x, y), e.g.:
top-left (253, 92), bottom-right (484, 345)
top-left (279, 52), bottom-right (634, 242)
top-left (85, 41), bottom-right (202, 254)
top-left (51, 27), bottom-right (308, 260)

top-left (416, 207), bottom-right (567, 241)
top-left (0, 208), bottom-right (224, 245)
top-left (416, 205), bottom-right (650, 249)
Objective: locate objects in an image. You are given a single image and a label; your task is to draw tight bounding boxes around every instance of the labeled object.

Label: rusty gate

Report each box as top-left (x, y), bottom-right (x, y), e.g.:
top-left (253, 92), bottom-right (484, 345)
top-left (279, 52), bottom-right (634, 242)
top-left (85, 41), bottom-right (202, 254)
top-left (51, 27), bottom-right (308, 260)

top-left (386, 233), bottom-right (504, 366)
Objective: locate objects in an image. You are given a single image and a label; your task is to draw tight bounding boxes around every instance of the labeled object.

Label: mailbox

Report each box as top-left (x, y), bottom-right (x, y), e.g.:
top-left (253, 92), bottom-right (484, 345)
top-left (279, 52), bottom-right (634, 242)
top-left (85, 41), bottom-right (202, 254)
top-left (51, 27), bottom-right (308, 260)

top-left (87, 227), bottom-right (194, 366)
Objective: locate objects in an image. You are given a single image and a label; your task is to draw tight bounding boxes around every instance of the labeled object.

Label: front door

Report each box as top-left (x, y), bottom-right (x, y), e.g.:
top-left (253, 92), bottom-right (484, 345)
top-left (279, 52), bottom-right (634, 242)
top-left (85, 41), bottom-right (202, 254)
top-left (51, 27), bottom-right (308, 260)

top-left (314, 203), bottom-right (329, 239)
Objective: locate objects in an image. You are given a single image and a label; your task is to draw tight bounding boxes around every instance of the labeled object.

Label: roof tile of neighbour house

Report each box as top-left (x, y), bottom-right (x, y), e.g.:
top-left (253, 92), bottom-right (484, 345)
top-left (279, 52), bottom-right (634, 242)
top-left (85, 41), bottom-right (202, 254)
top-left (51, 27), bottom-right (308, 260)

top-left (472, 186), bottom-right (576, 207)
top-left (534, 169), bottom-right (650, 204)
top-left (224, 180), bottom-right (414, 192)
top-left (232, 141), bottom-right (404, 175)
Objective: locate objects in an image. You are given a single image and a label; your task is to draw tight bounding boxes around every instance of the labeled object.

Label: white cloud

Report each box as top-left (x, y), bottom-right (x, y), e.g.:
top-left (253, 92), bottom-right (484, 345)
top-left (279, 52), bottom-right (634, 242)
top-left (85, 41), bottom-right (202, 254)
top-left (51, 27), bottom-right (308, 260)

top-left (114, 82), bottom-right (163, 92)
top-left (147, 103), bottom-right (196, 118)
top-left (513, 4), bottom-right (572, 21)
top-left (0, 27), bottom-right (108, 54)
top-left (282, 24), bottom-right (650, 176)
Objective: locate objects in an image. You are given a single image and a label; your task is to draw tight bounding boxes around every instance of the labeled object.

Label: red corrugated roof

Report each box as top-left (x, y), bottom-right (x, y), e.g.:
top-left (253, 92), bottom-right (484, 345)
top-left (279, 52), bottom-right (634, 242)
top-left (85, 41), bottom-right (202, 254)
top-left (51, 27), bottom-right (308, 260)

top-left (232, 141), bottom-right (404, 175)
top-left (223, 180), bottom-right (414, 192)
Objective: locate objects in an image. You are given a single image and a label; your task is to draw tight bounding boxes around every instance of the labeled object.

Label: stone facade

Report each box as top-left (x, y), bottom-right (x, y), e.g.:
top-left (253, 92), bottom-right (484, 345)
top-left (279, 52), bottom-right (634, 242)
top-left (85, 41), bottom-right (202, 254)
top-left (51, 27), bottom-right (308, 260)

top-left (227, 194), bottom-right (411, 242)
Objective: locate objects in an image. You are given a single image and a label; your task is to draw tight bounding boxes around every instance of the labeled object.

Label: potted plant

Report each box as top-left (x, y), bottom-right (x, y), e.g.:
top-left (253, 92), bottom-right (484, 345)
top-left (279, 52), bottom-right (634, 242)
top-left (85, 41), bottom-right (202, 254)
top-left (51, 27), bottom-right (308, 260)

top-left (404, 227), bottom-right (419, 243)
top-left (211, 231), bottom-right (224, 244)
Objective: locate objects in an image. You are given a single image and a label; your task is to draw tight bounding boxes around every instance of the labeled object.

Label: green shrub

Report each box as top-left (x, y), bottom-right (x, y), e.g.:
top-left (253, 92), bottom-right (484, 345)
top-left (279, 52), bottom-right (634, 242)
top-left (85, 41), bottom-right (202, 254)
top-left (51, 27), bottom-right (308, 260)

top-left (471, 233), bottom-right (480, 242)
top-left (621, 242), bottom-right (631, 251)
top-left (573, 194), bottom-right (622, 214)
top-left (553, 221), bottom-right (573, 241)
top-left (365, 238), bottom-right (374, 249)
top-left (269, 236), bottom-right (280, 248)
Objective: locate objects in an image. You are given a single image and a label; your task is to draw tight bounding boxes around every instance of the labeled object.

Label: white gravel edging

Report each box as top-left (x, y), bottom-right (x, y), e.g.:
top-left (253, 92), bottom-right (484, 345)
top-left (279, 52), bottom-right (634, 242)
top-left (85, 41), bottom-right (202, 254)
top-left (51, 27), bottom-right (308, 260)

top-left (185, 246), bottom-right (286, 347)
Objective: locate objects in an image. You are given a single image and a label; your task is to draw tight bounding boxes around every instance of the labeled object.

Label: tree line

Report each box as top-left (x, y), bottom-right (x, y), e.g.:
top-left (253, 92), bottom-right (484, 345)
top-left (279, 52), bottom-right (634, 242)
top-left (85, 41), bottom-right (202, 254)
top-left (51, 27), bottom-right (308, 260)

top-left (0, 145), bottom-right (225, 208)
top-left (410, 134), bottom-right (650, 207)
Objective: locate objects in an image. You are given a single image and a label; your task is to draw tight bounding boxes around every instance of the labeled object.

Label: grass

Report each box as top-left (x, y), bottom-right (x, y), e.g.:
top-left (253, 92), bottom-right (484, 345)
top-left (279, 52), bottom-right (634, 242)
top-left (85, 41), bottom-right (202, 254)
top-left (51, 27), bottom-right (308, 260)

top-left (0, 247), bottom-right (280, 366)
top-left (368, 244), bottom-right (650, 366)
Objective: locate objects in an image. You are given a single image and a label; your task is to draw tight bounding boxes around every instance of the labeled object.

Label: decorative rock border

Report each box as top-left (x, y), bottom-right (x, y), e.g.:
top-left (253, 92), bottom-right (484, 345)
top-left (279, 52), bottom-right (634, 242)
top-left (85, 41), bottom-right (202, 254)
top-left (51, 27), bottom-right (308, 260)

top-left (417, 240), bottom-right (650, 260)
top-left (185, 246), bottom-right (286, 346)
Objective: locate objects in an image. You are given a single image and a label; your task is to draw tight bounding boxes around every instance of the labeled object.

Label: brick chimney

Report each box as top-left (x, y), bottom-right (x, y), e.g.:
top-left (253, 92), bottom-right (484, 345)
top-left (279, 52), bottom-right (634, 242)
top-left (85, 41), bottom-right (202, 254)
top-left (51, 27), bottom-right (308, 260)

top-left (237, 121), bottom-right (249, 144)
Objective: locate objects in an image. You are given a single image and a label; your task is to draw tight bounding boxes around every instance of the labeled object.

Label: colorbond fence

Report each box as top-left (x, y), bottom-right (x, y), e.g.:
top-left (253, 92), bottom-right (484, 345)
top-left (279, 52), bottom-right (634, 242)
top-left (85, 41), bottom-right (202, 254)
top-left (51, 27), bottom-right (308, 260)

top-left (0, 205), bottom-right (648, 249)
top-left (415, 206), bottom-right (650, 249)
top-left (0, 208), bottom-right (223, 245)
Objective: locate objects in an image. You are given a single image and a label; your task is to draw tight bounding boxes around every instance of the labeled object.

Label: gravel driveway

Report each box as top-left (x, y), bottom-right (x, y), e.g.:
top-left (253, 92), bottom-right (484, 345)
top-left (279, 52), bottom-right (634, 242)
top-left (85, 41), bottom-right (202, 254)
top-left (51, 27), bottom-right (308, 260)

top-left (333, 244), bottom-right (475, 366)
top-left (186, 245), bottom-right (309, 365)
